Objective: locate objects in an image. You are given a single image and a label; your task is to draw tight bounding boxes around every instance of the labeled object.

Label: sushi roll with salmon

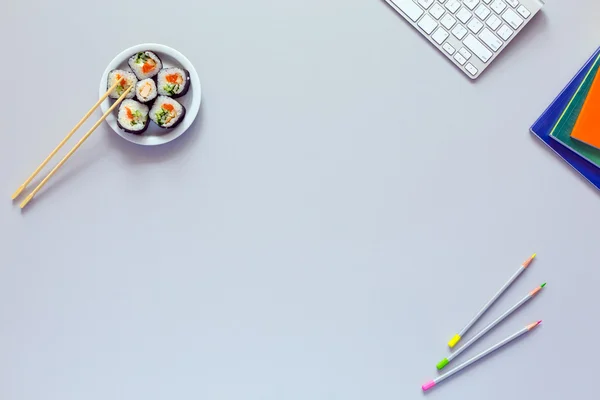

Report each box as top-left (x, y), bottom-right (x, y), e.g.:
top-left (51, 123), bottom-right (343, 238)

top-left (150, 96), bottom-right (186, 129)
top-left (135, 78), bottom-right (158, 103)
top-left (107, 70), bottom-right (137, 99)
top-left (117, 99), bottom-right (150, 134)
top-left (157, 67), bottom-right (190, 98)
top-left (128, 51), bottom-right (162, 80)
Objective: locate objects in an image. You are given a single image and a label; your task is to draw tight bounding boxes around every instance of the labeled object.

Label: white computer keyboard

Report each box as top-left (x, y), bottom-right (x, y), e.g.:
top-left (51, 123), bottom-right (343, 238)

top-left (384, 0), bottom-right (544, 79)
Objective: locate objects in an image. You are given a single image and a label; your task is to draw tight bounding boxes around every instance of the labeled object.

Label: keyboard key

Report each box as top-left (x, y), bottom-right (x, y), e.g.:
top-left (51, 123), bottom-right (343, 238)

top-left (418, 0), bottom-right (434, 9)
top-left (418, 14), bottom-right (438, 34)
top-left (468, 18), bottom-right (484, 33)
top-left (464, 0), bottom-right (480, 10)
top-left (441, 14), bottom-right (457, 29)
top-left (459, 47), bottom-right (472, 60)
top-left (475, 5), bottom-right (491, 20)
top-left (430, 3), bottom-right (446, 19)
top-left (454, 53), bottom-right (467, 65)
top-left (463, 33), bottom-right (492, 62)
top-left (456, 8), bottom-right (472, 23)
top-left (517, 5), bottom-right (531, 18)
top-left (490, 0), bottom-right (507, 14)
top-left (497, 24), bottom-right (513, 40)
top-left (443, 42), bottom-right (456, 55)
top-left (502, 8), bottom-right (523, 29)
top-left (432, 27), bottom-right (449, 44)
top-left (391, 0), bottom-right (423, 21)
top-left (479, 27), bottom-right (502, 51)
top-left (505, 0), bottom-right (519, 7)
top-left (465, 63), bottom-right (478, 76)
top-left (451, 24), bottom-right (468, 39)
top-left (445, 0), bottom-right (461, 13)
top-left (486, 14), bottom-right (502, 30)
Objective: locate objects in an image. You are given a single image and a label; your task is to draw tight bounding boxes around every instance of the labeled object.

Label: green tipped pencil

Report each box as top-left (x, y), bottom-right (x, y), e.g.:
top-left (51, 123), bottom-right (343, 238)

top-left (437, 283), bottom-right (546, 370)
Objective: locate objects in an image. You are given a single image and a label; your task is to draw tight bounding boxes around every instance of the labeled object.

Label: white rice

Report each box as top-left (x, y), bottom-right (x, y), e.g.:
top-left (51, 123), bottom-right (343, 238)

top-left (157, 67), bottom-right (189, 97)
top-left (150, 96), bottom-right (185, 128)
top-left (135, 78), bottom-right (158, 103)
top-left (128, 51), bottom-right (162, 80)
top-left (117, 99), bottom-right (149, 132)
top-left (107, 70), bottom-right (137, 99)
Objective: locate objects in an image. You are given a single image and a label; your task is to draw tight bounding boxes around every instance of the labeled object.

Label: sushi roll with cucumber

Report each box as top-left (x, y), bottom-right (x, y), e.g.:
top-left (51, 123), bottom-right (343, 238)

top-left (117, 99), bottom-right (150, 134)
top-left (135, 78), bottom-right (158, 103)
top-left (128, 51), bottom-right (162, 80)
top-left (150, 96), bottom-right (186, 129)
top-left (157, 67), bottom-right (190, 98)
top-left (107, 70), bottom-right (137, 99)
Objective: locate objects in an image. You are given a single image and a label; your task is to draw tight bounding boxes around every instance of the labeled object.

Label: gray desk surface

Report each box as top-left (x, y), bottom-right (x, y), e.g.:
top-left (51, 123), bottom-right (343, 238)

top-left (1, 1), bottom-right (599, 399)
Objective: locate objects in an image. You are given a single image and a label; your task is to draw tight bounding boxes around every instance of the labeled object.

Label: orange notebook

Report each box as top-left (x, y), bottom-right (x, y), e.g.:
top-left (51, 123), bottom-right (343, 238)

top-left (571, 70), bottom-right (600, 149)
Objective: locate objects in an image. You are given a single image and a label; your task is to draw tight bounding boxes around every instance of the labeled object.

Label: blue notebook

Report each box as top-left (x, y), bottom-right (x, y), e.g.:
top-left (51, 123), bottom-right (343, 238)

top-left (530, 47), bottom-right (600, 191)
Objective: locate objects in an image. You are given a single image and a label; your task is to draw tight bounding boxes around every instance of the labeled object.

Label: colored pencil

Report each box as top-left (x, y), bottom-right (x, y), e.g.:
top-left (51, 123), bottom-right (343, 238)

top-left (447, 253), bottom-right (536, 348)
top-left (437, 283), bottom-right (545, 370)
top-left (423, 321), bottom-right (542, 391)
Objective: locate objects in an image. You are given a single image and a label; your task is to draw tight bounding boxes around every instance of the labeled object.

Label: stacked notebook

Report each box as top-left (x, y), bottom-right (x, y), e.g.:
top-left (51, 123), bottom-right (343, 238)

top-left (531, 46), bottom-right (600, 191)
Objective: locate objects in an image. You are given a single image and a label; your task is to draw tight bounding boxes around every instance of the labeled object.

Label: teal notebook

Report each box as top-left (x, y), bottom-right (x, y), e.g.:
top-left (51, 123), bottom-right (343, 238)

top-left (550, 54), bottom-right (600, 168)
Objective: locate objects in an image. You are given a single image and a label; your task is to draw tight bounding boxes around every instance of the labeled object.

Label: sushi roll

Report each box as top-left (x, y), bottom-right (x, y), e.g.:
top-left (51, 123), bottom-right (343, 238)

top-left (150, 96), bottom-right (186, 129)
top-left (135, 78), bottom-right (158, 103)
top-left (128, 51), bottom-right (162, 80)
top-left (107, 70), bottom-right (137, 99)
top-left (157, 67), bottom-right (190, 98)
top-left (117, 99), bottom-right (150, 134)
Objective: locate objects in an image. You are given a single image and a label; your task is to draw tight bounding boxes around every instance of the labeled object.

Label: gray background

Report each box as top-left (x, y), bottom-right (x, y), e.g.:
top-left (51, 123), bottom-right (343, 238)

top-left (1, 1), bottom-right (599, 399)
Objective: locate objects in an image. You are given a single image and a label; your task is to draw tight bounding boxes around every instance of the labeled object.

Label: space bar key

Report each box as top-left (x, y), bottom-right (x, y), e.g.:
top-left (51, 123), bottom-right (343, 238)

top-left (463, 34), bottom-right (493, 63)
top-left (391, 0), bottom-right (424, 22)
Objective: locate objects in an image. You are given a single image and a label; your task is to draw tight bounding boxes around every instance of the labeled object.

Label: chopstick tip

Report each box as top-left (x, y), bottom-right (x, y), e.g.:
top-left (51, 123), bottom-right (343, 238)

top-left (19, 194), bottom-right (33, 209)
top-left (11, 185), bottom-right (25, 200)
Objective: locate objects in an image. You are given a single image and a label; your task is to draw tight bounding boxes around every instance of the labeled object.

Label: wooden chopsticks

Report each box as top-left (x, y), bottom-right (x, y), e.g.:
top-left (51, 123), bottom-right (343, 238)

top-left (13, 83), bottom-right (133, 209)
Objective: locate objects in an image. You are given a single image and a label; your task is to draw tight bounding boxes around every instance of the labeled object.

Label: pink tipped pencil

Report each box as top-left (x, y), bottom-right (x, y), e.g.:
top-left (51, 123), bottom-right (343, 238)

top-left (422, 321), bottom-right (542, 392)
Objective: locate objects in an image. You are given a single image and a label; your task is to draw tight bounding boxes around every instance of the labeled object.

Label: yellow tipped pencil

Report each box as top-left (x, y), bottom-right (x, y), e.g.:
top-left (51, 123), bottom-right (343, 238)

top-left (447, 254), bottom-right (537, 348)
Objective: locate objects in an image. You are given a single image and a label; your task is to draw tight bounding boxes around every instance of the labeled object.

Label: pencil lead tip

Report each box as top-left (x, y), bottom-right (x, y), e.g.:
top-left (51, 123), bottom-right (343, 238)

top-left (527, 320), bottom-right (543, 331)
top-left (523, 254), bottom-right (537, 268)
top-left (541, 283), bottom-right (546, 288)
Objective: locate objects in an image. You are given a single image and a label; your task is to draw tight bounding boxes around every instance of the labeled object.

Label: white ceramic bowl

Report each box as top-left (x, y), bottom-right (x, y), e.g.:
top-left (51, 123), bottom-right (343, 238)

top-left (99, 43), bottom-right (201, 146)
